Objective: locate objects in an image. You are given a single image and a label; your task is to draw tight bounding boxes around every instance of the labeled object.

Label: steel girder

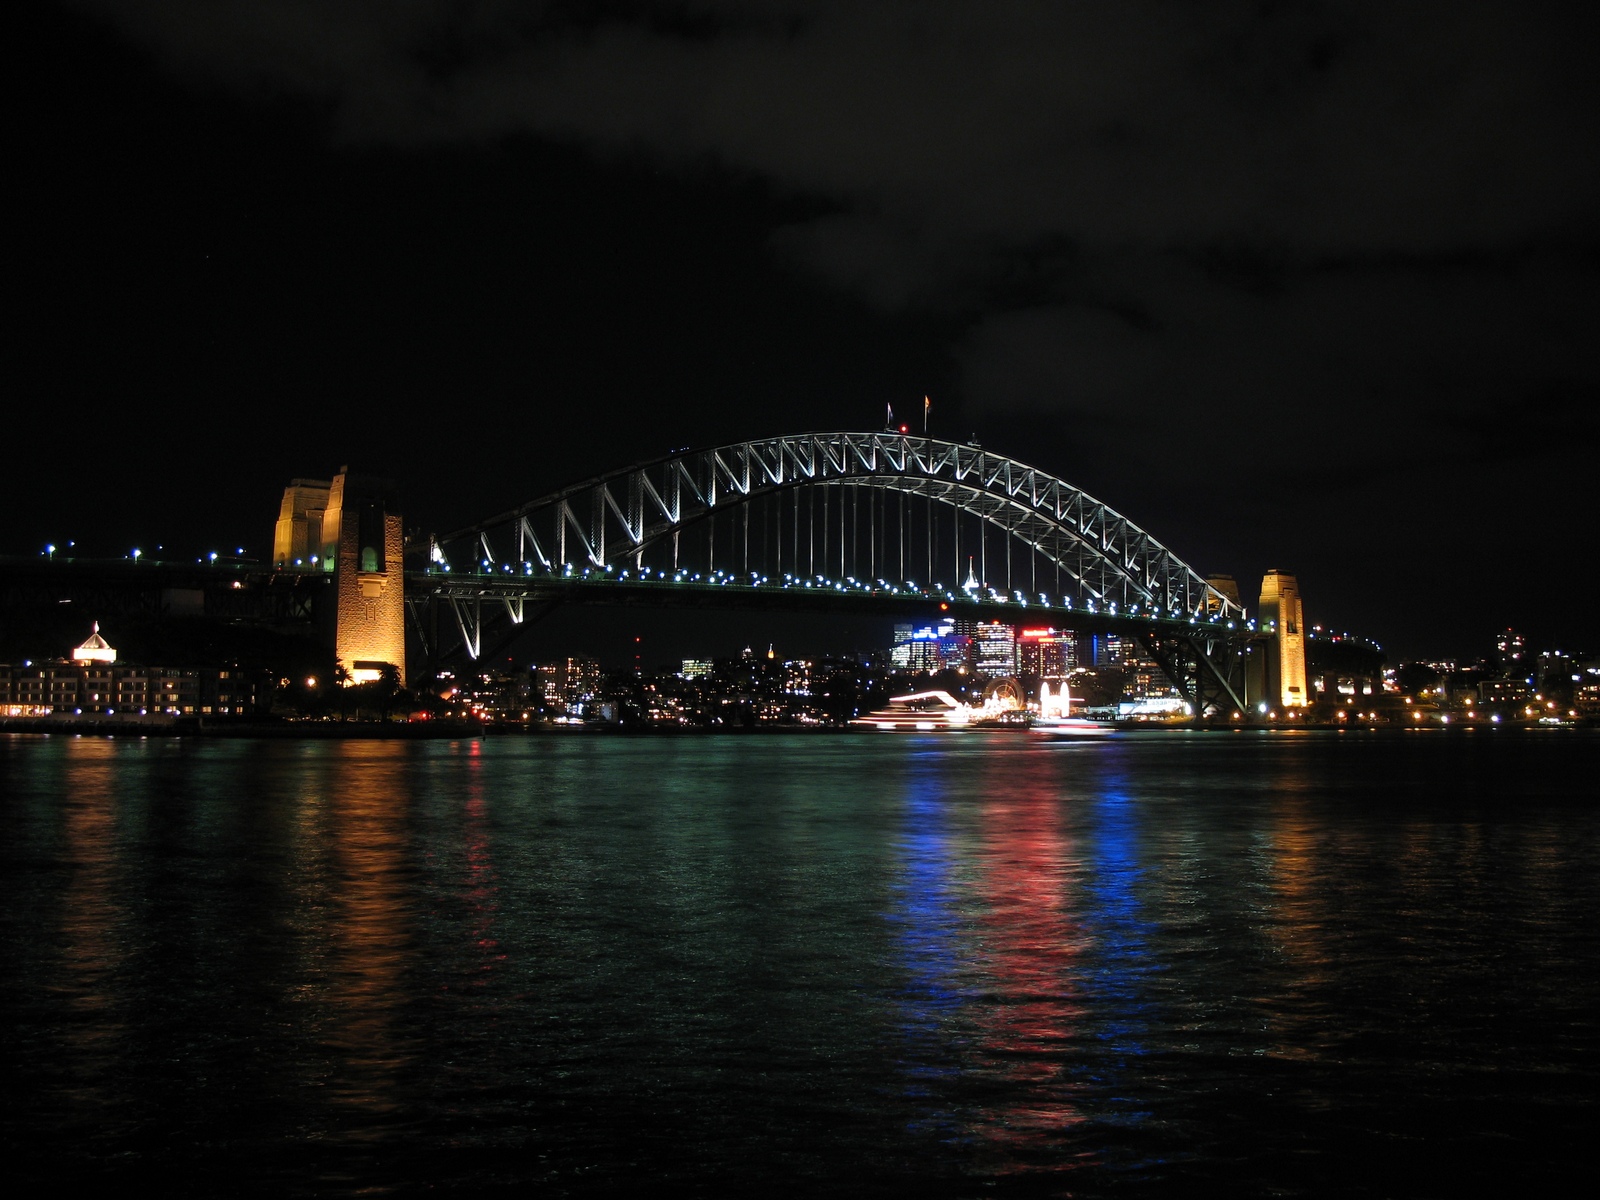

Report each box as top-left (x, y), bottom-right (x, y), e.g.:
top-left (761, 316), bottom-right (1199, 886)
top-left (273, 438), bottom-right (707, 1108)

top-left (1135, 630), bottom-right (1251, 720)
top-left (434, 432), bottom-right (1243, 621)
top-left (405, 585), bottom-right (561, 671)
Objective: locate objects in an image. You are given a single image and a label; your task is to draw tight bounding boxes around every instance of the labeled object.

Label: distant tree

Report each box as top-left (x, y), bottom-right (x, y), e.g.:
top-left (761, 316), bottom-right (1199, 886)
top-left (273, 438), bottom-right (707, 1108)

top-left (1073, 669), bottom-right (1127, 708)
top-left (333, 664), bottom-right (351, 720)
top-left (1395, 662), bottom-right (1441, 698)
top-left (1540, 666), bottom-right (1576, 707)
top-left (1307, 637), bottom-right (1386, 686)
top-left (375, 663), bottom-right (402, 722)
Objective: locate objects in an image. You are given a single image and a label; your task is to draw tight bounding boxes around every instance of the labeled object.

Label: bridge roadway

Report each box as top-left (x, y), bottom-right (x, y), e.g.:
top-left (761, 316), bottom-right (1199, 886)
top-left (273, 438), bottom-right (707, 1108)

top-left (0, 555), bottom-right (321, 624)
top-left (409, 563), bottom-right (1245, 641)
top-left (0, 554), bottom-right (1245, 650)
top-left (408, 564), bottom-right (1256, 717)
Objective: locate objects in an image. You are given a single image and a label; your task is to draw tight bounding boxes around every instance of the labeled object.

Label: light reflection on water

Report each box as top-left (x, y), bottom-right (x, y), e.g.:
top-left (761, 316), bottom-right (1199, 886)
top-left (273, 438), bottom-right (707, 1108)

top-left (55, 740), bottom-right (128, 1122)
top-left (321, 745), bottom-right (416, 1130)
top-left (2, 729), bottom-right (1597, 1198)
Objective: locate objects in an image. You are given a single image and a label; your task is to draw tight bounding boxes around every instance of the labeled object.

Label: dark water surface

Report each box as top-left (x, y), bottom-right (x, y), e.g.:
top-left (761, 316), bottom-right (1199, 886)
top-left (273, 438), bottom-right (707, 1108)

top-left (2, 729), bottom-right (1596, 1197)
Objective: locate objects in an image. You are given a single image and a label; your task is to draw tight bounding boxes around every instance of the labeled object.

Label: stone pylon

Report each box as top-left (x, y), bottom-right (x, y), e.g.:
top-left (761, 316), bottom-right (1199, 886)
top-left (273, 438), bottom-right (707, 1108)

top-left (317, 468), bottom-right (405, 684)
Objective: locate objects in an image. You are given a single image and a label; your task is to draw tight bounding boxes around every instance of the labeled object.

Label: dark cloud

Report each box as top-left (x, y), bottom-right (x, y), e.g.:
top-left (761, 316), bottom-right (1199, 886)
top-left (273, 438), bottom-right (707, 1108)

top-left (25, 1), bottom-right (1600, 654)
top-left (71, 1), bottom-right (1597, 245)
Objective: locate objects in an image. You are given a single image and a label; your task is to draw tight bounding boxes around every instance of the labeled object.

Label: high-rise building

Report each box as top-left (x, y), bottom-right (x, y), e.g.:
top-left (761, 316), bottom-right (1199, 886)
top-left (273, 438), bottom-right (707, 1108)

top-left (1017, 628), bottom-right (1079, 679)
top-left (1496, 629), bottom-right (1528, 679)
top-left (891, 621), bottom-right (969, 673)
top-left (565, 655), bottom-right (601, 701)
top-left (960, 620), bottom-right (1017, 677)
top-left (1258, 570), bottom-right (1308, 709)
top-left (1090, 632), bottom-right (1140, 669)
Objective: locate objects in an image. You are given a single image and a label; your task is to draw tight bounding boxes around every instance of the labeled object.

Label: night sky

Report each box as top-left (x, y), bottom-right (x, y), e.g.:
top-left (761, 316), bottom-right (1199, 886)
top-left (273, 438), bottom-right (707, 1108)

top-left (13, 2), bottom-right (1599, 664)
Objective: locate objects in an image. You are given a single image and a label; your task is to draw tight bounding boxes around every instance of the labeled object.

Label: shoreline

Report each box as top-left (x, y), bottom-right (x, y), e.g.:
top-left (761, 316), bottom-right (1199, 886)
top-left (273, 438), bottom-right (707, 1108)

top-left (2, 717), bottom-right (1589, 738)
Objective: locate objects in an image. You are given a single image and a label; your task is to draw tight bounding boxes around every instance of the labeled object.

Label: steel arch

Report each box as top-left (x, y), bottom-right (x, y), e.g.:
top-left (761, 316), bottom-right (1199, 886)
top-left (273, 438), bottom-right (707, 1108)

top-left (434, 432), bottom-right (1242, 620)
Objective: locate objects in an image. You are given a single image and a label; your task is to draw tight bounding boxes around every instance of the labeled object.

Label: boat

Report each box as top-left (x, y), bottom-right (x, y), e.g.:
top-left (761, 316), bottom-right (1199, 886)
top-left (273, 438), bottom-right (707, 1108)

top-left (850, 679), bottom-right (1041, 732)
top-left (1030, 681), bottom-right (1114, 737)
top-left (850, 690), bottom-right (970, 731)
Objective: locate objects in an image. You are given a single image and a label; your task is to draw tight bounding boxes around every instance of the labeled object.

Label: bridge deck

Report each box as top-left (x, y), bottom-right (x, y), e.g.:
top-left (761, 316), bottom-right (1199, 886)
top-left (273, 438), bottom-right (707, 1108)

top-left (405, 567), bottom-right (1247, 640)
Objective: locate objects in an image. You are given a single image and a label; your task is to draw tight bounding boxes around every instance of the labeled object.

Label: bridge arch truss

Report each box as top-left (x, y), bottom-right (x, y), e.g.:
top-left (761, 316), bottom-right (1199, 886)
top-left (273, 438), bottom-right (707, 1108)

top-left (434, 431), bottom-right (1241, 620)
top-left (420, 432), bottom-right (1251, 716)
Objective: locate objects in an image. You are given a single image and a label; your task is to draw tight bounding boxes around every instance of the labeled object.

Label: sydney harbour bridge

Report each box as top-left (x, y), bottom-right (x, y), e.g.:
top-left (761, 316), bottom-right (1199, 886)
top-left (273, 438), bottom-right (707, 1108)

top-left (0, 431), bottom-right (1267, 718)
top-left (412, 431), bottom-right (1255, 717)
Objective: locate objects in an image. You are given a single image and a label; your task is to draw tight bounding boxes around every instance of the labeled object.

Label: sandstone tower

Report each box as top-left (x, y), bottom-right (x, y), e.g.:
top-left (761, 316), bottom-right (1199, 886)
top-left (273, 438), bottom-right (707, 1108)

top-left (272, 479), bottom-right (331, 567)
top-left (1257, 570), bottom-right (1308, 710)
top-left (273, 468), bottom-right (405, 684)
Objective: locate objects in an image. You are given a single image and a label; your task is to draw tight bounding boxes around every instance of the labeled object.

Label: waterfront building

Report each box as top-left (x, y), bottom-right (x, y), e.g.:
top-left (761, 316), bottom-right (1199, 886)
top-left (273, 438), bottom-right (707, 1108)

top-left (1577, 661), bottom-right (1600, 716)
top-left (1124, 655), bottom-right (1173, 700)
top-left (73, 623), bottom-right (116, 665)
top-left (564, 655), bottom-right (602, 703)
top-left (1478, 677), bottom-right (1535, 708)
top-left (532, 655), bottom-right (602, 712)
top-left (0, 624), bottom-right (265, 717)
top-left (1535, 649), bottom-right (1570, 686)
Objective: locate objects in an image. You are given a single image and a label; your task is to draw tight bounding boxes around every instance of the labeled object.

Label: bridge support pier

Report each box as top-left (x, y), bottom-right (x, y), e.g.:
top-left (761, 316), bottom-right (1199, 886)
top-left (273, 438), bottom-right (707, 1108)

top-left (1137, 631), bottom-right (1251, 723)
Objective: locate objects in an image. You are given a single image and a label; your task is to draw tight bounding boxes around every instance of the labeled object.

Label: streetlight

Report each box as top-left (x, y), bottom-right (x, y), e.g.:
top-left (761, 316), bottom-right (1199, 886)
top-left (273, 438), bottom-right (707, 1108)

top-left (132, 548), bottom-right (142, 563)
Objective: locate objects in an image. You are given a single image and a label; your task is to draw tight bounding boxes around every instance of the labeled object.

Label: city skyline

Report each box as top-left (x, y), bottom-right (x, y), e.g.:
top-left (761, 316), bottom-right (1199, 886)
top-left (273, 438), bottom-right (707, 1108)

top-left (12, 3), bottom-right (1597, 659)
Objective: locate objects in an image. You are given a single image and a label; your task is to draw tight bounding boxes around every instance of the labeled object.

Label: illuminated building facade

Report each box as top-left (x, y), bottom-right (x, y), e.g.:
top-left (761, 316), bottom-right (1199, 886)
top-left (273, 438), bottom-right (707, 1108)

top-left (1017, 628), bottom-right (1080, 680)
top-left (534, 656), bottom-right (603, 712)
top-left (1496, 628), bottom-right (1529, 680)
top-left (0, 664), bottom-right (263, 717)
top-left (73, 623), bottom-right (116, 665)
top-left (960, 620), bottom-right (1018, 677)
top-left (1477, 677), bottom-right (1534, 707)
top-left (0, 625), bottom-right (265, 717)
top-left (891, 621), bottom-right (969, 673)
top-left (1087, 632), bottom-right (1133, 668)
top-left (1258, 570), bottom-right (1308, 709)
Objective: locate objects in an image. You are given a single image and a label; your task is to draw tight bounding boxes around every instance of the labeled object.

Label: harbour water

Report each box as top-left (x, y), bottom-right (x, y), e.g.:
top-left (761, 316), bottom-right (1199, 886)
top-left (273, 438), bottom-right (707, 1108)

top-left (2, 729), bottom-right (1596, 1197)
